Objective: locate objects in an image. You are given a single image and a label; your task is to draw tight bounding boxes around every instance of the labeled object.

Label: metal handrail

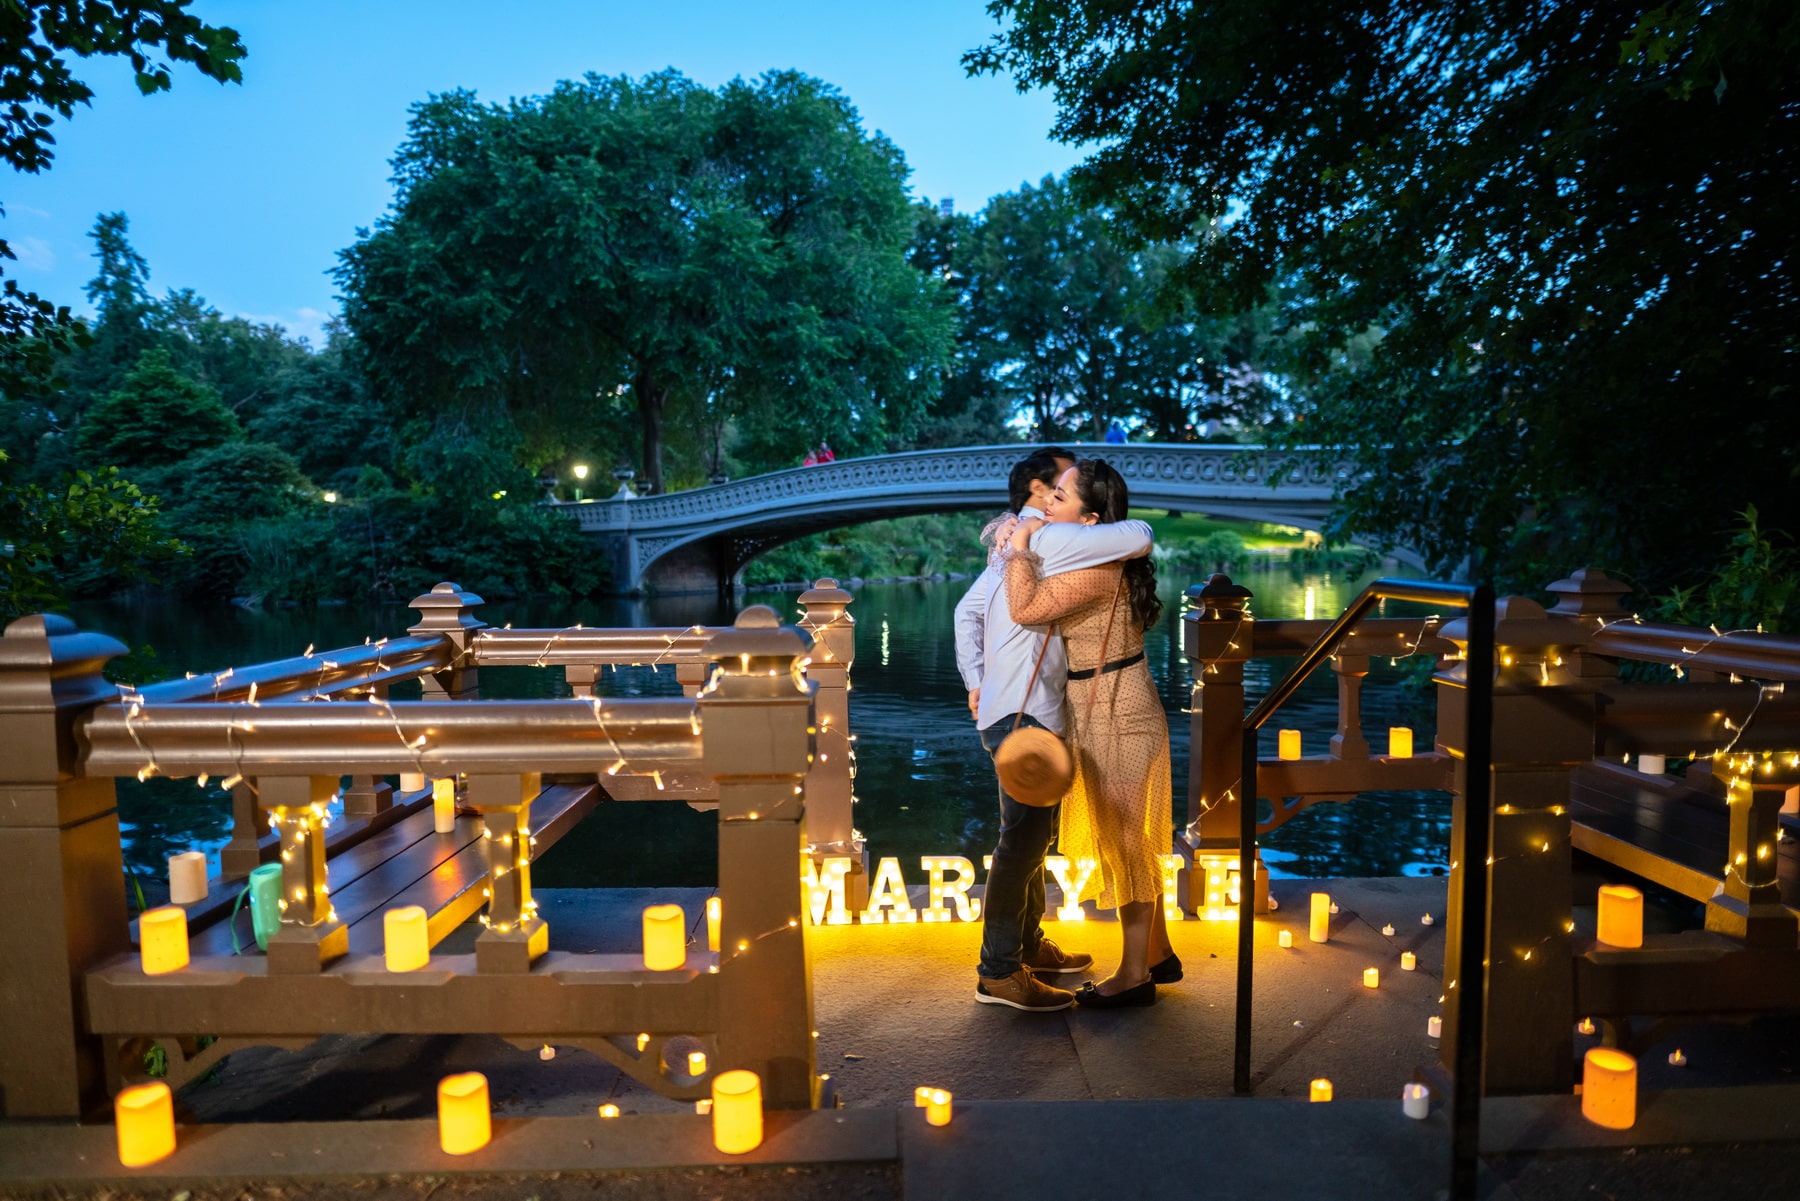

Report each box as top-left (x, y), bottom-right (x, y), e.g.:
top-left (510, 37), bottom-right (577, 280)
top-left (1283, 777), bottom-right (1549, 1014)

top-left (1234, 577), bottom-right (1494, 1201)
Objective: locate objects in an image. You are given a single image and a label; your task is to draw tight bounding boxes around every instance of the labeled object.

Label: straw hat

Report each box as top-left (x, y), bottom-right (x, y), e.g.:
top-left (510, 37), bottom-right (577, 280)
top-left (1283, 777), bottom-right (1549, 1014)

top-left (993, 726), bottom-right (1072, 807)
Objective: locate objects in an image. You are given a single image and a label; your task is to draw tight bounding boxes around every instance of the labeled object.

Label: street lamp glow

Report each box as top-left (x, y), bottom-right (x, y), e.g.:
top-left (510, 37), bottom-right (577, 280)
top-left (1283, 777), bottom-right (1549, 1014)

top-left (322, 491), bottom-right (338, 503)
top-left (572, 464), bottom-right (589, 480)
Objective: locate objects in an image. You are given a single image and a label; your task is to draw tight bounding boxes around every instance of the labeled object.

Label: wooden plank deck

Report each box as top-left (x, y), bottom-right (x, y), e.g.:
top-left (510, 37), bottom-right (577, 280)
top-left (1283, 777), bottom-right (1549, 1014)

top-left (1568, 761), bottom-right (1800, 915)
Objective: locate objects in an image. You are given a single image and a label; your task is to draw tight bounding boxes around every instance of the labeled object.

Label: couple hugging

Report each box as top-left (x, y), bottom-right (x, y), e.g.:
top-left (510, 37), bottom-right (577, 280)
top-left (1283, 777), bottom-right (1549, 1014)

top-left (954, 447), bottom-right (1176, 1012)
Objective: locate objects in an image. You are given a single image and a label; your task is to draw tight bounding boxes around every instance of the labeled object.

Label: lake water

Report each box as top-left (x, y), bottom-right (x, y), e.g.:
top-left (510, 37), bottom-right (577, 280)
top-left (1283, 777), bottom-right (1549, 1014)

top-left (75, 557), bottom-right (1452, 901)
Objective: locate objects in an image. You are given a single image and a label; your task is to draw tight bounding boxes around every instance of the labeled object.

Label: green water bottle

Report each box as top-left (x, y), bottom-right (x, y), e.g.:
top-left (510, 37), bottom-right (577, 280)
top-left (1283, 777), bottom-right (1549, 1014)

top-left (247, 862), bottom-right (283, 952)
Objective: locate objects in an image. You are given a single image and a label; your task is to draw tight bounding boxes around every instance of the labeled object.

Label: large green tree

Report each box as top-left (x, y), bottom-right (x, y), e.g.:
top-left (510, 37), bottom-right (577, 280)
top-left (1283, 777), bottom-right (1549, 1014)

top-left (338, 69), bottom-right (951, 492)
top-left (971, 1), bottom-right (1800, 589)
top-left (0, 2), bottom-right (244, 397)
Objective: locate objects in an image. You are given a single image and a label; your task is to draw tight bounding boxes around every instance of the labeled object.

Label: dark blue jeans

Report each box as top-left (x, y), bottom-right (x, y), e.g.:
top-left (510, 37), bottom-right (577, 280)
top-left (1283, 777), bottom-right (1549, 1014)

top-left (977, 715), bottom-right (1059, 979)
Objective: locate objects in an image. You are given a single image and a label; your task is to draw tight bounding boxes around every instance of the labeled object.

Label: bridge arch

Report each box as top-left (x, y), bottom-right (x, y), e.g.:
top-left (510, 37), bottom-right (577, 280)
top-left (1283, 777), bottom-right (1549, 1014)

top-left (554, 443), bottom-right (1367, 594)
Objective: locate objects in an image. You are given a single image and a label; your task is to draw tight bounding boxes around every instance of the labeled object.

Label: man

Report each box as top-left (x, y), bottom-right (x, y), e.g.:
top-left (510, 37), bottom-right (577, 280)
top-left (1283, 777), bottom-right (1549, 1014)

top-left (954, 448), bottom-right (1154, 1011)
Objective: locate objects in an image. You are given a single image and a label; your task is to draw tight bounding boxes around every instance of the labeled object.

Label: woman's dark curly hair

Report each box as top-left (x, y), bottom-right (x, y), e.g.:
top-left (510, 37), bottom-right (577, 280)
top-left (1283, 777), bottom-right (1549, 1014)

top-left (1069, 458), bottom-right (1163, 631)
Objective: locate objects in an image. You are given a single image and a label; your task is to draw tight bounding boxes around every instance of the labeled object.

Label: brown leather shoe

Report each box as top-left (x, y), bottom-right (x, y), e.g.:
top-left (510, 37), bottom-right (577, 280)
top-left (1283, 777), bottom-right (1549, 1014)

top-left (1022, 936), bottom-right (1094, 975)
top-left (976, 967), bottom-right (1076, 1012)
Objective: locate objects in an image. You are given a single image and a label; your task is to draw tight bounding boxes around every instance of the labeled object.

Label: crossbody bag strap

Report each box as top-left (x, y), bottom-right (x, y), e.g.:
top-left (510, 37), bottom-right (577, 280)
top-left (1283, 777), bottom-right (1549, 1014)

top-left (1080, 574), bottom-right (1129, 732)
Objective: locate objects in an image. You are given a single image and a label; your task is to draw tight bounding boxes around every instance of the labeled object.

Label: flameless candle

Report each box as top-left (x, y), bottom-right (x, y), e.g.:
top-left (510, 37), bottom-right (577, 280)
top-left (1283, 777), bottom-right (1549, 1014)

top-left (712, 1069), bottom-right (763, 1153)
top-left (1596, 884), bottom-right (1644, 948)
top-left (1363, 967), bottom-right (1380, 988)
top-left (1581, 1048), bottom-right (1637, 1129)
top-left (1428, 1016), bottom-right (1443, 1039)
top-left (1401, 951), bottom-right (1417, 971)
top-left (1277, 930), bottom-right (1293, 948)
top-left (1389, 727), bottom-right (1414, 759)
top-left (384, 905), bottom-right (429, 972)
top-left (400, 772), bottom-right (426, 793)
top-left (437, 1072), bottom-right (491, 1154)
top-left (432, 778), bottom-right (456, 834)
top-left (643, 903), bottom-right (686, 970)
top-left (926, 1088), bottom-right (953, 1126)
top-left (1578, 1017), bottom-right (1596, 1035)
top-left (1310, 1078), bottom-right (1333, 1102)
top-left (1402, 1082), bottom-right (1430, 1120)
top-left (1422, 913), bottom-right (1434, 926)
top-left (688, 1050), bottom-right (708, 1076)
top-left (695, 1098), bottom-right (713, 1114)
top-left (1278, 729), bottom-right (1302, 760)
top-left (138, 906), bottom-right (188, 975)
top-left (914, 1085), bottom-right (934, 1107)
top-left (168, 851), bottom-right (207, 905)
top-left (1309, 892), bottom-right (1331, 943)
top-left (115, 1081), bottom-right (175, 1166)
top-left (1637, 753), bottom-right (1666, 776)
top-left (706, 895), bottom-right (722, 952)
top-left (1381, 923), bottom-right (1395, 936)
top-left (599, 1103), bottom-right (620, 1118)
top-left (1669, 1049), bottom-right (1687, 1067)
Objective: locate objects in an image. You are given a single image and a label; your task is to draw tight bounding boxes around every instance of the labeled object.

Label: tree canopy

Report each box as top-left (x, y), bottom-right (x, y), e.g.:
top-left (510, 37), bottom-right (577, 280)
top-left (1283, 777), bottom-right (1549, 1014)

top-left (971, 0), bottom-right (1800, 591)
top-left (337, 69), bottom-right (952, 492)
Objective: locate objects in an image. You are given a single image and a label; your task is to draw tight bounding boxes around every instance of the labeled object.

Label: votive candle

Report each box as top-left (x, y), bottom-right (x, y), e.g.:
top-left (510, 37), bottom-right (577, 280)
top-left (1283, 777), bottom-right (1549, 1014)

top-left (1309, 892), bottom-right (1331, 943)
top-left (1428, 1016), bottom-right (1443, 1039)
top-left (712, 1069), bottom-right (763, 1153)
top-left (115, 1081), bottom-right (176, 1166)
top-left (926, 1088), bottom-right (953, 1126)
top-left (643, 903), bottom-right (686, 970)
top-left (1402, 1082), bottom-right (1430, 1120)
top-left (168, 851), bottom-right (208, 905)
top-left (1363, 967), bottom-right (1380, 989)
top-left (400, 772), bottom-right (426, 793)
top-left (1596, 884), bottom-right (1643, 948)
top-left (384, 905), bottom-right (429, 972)
top-left (1401, 951), bottom-right (1417, 971)
top-left (914, 1085), bottom-right (934, 1107)
top-left (1310, 1078), bottom-right (1333, 1102)
top-left (688, 1050), bottom-right (708, 1077)
top-left (437, 1072), bottom-right (491, 1154)
top-left (432, 778), bottom-right (456, 834)
top-left (1637, 753), bottom-right (1666, 776)
top-left (1277, 929), bottom-right (1293, 949)
top-left (139, 906), bottom-right (189, 975)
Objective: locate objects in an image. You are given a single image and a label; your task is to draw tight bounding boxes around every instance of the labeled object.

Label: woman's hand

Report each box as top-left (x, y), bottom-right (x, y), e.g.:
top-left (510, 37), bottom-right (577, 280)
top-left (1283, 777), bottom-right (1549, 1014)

top-left (1009, 515), bottom-right (1046, 551)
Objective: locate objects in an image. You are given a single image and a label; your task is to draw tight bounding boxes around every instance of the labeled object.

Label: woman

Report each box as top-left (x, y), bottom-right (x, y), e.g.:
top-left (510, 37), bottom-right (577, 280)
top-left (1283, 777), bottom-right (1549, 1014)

top-left (1006, 458), bottom-right (1176, 1007)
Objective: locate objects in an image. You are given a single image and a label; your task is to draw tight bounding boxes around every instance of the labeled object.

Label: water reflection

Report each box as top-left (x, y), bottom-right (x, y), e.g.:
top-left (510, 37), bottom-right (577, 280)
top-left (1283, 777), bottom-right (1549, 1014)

top-left (74, 557), bottom-right (1454, 893)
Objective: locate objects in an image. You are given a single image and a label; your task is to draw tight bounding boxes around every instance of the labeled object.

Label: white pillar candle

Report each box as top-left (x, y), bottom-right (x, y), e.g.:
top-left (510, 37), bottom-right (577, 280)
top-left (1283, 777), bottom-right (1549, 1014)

top-left (139, 906), bottom-right (189, 975)
top-left (1277, 929), bottom-right (1293, 948)
top-left (1427, 1015), bottom-right (1442, 1039)
top-left (1401, 951), bottom-right (1417, 971)
top-left (1309, 892), bottom-right (1331, 943)
top-left (1637, 753), bottom-right (1666, 776)
top-left (1581, 1048), bottom-right (1637, 1129)
top-left (707, 895), bottom-right (722, 952)
top-left (643, 903), bottom-right (686, 970)
top-left (1403, 1083), bottom-right (1430, 1120)
top-left (712, 1070), bottom-right (763, 1153)
top-left (1278, 729), bottom-right (1302, 760)
top-left (384, 905), bottom-right (429, 972)
top-left (437, 1072), bottom-right (491, 1154)
top-left (400, 772), bottom-right (426, 793)
top-left (1596, 884), bottom-right (1643, 948)
top-left (432, 778), bottom-right (457, 834)
top-left (1363, 967), bottom-right (1380, 989)
top-left (167, 851), bottom-right (208, 905)
top-left (1389, 727), bottom-right (1414, 759)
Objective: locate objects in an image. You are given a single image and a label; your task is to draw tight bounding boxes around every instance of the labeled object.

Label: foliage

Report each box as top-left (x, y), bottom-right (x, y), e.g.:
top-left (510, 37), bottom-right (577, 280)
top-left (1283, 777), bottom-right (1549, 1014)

top-left (970, 1), bottom-right (1800, 595)
top-left (337, 70), bottom-right (952, 492)
top-left (0, 2), bottom-right (245, 396)
top-left (0, 449), bottom-right (187, 621)
top-left (75, 346), bottom-right (241, 469)
top-left (1652, 505), bottom-right (1799, 634)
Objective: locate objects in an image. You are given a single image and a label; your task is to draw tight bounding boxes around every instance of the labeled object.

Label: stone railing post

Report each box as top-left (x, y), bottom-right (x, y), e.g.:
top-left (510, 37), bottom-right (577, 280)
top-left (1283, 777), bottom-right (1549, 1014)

top-left (1436, 597), bottom-right (1596, 1094)
top-left (471, 772), bottom-right (548, 972)
top-left (219, 776), bottom-right (265, 880)
top-left (796, 578), bottom-right (866, 907)
top-left (1329, 653), bottom-right (1372, 759)
top-left (0, 614), bottom-right (129, 1117)
top-left (1707, 767), bottom-right (1796, 947)
top-left (700, 606), bottom-right (817, 1109)
top-left (1178, 575), bottom-right (1266, 913)
top-left (409, 582), bottom-right (485, 700)
top-left (262, 775), bottom-right (349, 973)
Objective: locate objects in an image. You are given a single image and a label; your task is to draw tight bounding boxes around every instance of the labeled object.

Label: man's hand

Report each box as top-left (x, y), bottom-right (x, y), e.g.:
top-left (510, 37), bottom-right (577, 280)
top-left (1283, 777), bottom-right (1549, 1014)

top-left (968, 688), bottom-right (980, 718)
top-left (1009, 515), bottom-right (1047, 551)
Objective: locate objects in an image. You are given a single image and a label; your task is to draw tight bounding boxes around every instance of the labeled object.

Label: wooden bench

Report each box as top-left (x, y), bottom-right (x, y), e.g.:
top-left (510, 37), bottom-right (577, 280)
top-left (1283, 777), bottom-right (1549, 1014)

top-left (168, 783), bottom-right (600, 959)
top-left (1568, 760), bottom-right (1800, 915)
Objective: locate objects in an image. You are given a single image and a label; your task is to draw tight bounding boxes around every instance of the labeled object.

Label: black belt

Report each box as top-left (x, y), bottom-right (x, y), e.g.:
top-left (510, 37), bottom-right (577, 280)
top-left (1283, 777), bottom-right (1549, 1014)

top-left (1068, 651), bottom-right (1144, 681)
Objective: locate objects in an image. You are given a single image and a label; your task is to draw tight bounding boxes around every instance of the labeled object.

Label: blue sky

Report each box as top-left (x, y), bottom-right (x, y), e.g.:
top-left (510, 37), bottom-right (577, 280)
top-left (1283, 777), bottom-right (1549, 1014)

top-left (4, 1), bottom-right (1082, 346)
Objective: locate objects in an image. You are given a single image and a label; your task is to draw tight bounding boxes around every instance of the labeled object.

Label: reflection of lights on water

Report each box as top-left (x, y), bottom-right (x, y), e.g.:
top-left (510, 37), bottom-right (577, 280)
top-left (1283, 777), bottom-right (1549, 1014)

top-left (880, 619), bottom-right (890, 666)
top-left (1304, 586), bottom-right (1316, 620)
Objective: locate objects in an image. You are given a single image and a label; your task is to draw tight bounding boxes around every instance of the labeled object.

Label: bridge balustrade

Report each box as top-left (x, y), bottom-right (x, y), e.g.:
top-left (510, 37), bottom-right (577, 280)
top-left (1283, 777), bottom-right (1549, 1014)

top-left (1182, 565), bottom-right (1800, 1099)
top-left (0, 587), bottom-right (856, 1122)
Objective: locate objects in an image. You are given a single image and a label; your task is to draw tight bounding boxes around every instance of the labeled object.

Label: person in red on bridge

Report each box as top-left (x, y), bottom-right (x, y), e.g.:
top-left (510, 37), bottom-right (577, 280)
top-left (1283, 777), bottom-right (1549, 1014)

top-left (818, 441), bottom-right (835, 463)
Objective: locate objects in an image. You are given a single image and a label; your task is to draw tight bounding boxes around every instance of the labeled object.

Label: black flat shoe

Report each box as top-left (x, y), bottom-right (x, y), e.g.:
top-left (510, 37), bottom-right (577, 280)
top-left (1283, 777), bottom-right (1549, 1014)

top-left (1149, 952), bottom-right (1183, 984)
top-left (1075, 979), bottom-right (1156, 1008)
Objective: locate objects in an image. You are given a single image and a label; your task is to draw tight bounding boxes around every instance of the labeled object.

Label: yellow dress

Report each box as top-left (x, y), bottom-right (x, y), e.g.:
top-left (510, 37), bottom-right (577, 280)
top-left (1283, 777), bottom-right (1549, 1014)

top-left (1005, 552), bottom-right (1171, 910)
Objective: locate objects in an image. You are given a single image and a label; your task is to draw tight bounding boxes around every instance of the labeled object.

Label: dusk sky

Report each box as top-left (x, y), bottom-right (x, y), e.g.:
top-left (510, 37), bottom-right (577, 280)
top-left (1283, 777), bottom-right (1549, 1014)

top-left (4, 1), bottom-right (1082, 346)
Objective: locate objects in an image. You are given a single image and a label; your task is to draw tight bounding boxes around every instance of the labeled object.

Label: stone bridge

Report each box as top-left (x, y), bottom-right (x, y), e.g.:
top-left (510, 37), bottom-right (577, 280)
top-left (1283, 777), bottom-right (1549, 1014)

top-left (554, 442), bottom-right (1357, 593)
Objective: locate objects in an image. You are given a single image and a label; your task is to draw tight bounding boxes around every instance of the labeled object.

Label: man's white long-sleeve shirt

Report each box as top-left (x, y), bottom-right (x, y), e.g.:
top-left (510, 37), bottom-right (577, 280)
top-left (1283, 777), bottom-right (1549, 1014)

top-left (953, 511), bottom-right (1154, 733)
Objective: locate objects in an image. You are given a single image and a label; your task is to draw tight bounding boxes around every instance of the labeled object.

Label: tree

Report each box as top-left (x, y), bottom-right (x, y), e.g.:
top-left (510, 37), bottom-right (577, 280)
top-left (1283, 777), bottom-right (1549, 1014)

top-left (76, 346), bottom-right (241, 470)
top-left (338, 70), bottom-right (951, 492)
top-left (970, 1), bottom-right (1800, 592)
top-left (0, 2), bottom-right (245, 396)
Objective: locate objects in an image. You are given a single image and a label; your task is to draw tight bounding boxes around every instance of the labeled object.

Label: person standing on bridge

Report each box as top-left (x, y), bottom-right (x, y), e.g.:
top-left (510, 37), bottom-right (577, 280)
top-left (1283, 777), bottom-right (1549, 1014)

top-left (955, 448), bottom-right (1154, 1012)
top-left (1006, 458), bottom-right (1174, 1008)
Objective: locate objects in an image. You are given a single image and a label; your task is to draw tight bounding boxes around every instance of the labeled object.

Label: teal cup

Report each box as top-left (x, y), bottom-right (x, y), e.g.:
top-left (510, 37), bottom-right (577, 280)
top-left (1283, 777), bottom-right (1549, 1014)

top-left (247, 862), bottom-right (284, 952)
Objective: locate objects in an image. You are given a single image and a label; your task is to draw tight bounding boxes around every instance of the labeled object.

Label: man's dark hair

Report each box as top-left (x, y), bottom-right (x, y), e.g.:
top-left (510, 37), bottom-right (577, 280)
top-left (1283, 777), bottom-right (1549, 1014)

top-left (1007, 446), bottom-right (1075, 513)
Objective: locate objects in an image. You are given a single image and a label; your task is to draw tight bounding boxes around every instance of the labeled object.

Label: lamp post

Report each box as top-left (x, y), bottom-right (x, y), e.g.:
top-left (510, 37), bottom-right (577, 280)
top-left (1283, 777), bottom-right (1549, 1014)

top-left (571, 463), bottom-right (589, 503)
